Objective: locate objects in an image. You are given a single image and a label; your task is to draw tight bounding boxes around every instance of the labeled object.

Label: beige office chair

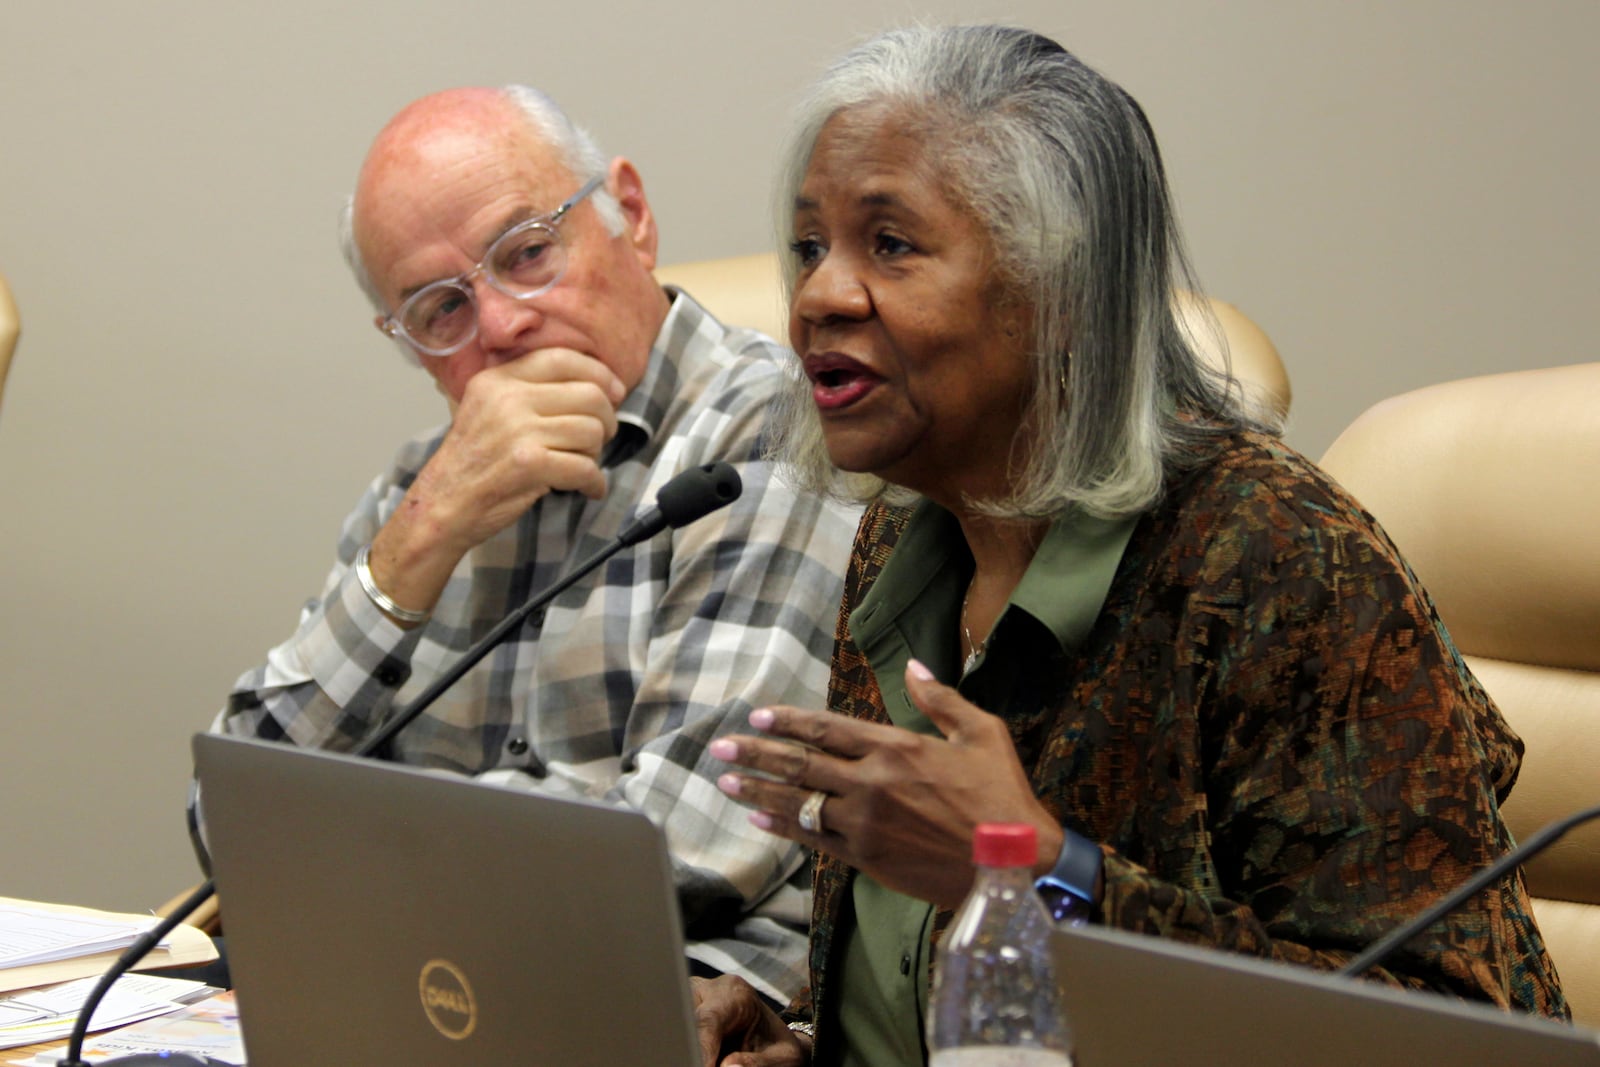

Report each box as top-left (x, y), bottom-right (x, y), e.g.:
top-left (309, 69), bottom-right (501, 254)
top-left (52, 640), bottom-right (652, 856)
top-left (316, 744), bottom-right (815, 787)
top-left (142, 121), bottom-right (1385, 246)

top-left (1175, 292), bottom-right (1293, 421)
top-left (0, 273), bottom-right (19, 417)
top-left (656, 253), bottom-right (786, 350)
top-left (1319, 363), bottom-right (1600, 1026)
top-left (656, 252), bottom-right (1293, 420)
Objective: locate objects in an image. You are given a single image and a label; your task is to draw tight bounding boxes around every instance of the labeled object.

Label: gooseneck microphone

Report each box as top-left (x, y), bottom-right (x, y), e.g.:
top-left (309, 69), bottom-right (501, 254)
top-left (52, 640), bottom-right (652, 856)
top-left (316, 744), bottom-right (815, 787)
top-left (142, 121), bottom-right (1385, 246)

top-left (616, 459), bottom-right (742, 545)
top-left (58, 461), bottom-right (743, 1067)
top-left (1339, 802), bottom-right (1600, 979)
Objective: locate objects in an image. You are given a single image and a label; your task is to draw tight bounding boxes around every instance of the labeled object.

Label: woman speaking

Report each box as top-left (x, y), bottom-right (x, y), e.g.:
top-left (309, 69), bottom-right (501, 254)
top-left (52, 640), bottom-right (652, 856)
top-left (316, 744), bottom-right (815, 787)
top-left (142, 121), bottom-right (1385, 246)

top-left (696, 24), bottom-right (1566, 1066)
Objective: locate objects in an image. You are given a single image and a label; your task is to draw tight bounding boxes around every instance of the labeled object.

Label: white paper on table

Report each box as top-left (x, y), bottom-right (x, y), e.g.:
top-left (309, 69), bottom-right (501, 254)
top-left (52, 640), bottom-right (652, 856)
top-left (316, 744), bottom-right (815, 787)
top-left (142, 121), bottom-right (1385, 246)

top-left (13, 991), bottom-right (243, 1066)
top-left (0, 904), bottom-right (164, 969)
top-left (0, 974), bottom-right (213, 1050)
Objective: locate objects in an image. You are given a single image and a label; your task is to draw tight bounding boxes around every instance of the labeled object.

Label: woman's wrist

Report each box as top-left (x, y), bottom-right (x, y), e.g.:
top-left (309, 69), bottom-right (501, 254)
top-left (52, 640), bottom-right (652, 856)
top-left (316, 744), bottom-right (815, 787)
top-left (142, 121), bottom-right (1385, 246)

top-left (1034, 824), bottom-right (1104, 923)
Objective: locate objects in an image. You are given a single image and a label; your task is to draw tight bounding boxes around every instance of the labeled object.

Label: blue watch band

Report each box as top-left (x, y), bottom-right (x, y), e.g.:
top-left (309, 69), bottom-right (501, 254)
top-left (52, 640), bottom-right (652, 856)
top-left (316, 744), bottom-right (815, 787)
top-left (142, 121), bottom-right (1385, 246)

top-left (1034, 825), bottom-right (1102, 923)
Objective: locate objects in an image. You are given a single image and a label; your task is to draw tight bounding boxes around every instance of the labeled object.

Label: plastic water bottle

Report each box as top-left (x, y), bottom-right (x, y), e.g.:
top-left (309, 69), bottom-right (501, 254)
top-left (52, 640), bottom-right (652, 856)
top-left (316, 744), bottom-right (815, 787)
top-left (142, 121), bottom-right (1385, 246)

top-left (927, 823), bottom-right (1074, 1067)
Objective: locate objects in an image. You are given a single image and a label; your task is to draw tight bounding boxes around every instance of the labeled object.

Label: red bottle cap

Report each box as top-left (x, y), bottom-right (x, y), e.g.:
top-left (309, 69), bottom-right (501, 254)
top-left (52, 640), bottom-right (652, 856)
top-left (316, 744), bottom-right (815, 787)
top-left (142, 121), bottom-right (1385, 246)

top-left (972, 823), bottom-right (1037, 868)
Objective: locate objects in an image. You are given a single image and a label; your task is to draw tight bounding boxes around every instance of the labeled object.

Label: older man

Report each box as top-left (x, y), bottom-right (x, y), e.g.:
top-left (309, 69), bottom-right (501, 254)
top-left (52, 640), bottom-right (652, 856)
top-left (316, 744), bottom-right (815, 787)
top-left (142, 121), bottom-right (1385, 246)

top-left (212, 86), bottom-right (856, 1004)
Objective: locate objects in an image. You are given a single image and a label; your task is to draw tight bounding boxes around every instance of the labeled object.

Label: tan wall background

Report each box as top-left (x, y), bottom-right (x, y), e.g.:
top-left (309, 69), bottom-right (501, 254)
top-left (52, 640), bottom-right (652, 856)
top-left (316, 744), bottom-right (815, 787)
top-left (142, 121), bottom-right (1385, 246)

top-left (2, 1), bottom-right (1595, 912)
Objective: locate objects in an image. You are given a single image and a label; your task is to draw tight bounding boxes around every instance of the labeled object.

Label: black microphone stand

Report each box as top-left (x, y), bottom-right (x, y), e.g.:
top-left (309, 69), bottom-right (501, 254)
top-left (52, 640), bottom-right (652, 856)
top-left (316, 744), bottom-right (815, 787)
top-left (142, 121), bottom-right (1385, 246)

top-left (1340, 802), bottom-right (1600, 979)
top-left (58, 462), bottom-right (741, 1066)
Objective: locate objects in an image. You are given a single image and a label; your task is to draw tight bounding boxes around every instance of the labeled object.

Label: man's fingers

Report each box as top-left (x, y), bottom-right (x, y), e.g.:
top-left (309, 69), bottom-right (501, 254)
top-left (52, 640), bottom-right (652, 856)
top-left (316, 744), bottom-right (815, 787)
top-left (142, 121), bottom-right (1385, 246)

top-left (499, 346), bottom-right (626, 403)
top-left (529, 448), bottom-right (608, 500)
top-left (512, 412), bottom-right (612, 461)
top-left (464, 375), bottom-right (619, 441)
top-left (515, 379), bottom-right (622, 432)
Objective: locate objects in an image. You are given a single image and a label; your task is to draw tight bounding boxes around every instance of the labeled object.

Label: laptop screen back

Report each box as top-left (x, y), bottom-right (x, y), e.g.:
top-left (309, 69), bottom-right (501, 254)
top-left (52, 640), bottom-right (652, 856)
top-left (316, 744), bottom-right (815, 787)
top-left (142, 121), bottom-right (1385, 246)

top-left (193, 733), bottom-right (702, 1067)
top-left (1053, 922), bottom-right (1599, 1066)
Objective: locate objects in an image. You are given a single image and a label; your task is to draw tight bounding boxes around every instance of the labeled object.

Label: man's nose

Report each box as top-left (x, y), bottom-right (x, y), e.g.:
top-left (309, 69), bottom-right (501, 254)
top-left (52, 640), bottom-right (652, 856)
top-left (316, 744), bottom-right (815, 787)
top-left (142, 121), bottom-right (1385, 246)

top-left (473, 282), bottom-right (539, 357)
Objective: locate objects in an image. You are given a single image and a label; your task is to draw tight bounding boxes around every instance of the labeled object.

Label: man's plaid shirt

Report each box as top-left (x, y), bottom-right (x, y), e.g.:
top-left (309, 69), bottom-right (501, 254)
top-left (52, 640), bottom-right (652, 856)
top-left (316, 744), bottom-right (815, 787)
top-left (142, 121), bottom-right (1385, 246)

top-left (216, 292), bottom-right (859, 1002)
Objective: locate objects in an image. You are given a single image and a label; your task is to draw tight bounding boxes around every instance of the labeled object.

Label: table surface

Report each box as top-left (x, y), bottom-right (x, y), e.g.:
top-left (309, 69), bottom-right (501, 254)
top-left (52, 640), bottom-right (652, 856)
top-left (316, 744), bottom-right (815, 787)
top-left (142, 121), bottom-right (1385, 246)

top-left (8, 1037), bottom-right (66, 1061)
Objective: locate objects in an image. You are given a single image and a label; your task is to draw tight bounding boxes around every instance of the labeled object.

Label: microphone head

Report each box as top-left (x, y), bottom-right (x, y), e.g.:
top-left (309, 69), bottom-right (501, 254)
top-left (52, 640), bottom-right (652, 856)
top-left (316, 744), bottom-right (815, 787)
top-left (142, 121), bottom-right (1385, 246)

top-left (656, 461), bottom-right (742, 528)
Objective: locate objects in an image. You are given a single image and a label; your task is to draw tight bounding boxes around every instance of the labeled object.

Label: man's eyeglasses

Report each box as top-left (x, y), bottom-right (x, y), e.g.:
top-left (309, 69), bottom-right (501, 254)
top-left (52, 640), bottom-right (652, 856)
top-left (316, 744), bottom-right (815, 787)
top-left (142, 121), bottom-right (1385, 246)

top-left (377, 175), bottom-right (604, 358)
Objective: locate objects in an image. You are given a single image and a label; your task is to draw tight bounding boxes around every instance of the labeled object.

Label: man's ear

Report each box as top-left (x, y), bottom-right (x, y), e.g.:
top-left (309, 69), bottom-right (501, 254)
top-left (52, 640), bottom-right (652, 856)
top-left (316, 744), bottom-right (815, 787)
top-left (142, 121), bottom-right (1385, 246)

top-left (607, 156), bottom-right (658, 271)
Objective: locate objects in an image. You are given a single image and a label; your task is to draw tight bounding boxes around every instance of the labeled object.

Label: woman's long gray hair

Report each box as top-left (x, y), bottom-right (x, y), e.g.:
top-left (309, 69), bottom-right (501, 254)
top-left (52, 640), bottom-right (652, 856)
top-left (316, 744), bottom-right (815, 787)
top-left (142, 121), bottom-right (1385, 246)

top-left (768, 24), bottom-right (1280, 520)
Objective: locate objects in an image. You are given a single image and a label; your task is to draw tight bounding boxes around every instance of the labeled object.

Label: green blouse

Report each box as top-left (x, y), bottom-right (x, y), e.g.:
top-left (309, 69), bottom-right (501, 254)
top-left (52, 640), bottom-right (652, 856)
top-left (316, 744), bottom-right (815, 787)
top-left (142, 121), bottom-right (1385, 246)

top-left (831, 500), bottom-right (1136, 1067)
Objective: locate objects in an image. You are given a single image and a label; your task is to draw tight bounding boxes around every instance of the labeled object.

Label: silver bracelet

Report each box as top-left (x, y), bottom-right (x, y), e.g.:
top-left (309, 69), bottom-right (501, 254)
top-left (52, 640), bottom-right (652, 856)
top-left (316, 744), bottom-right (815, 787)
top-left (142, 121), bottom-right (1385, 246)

top-left (354, 544), bottom-right (430, 624)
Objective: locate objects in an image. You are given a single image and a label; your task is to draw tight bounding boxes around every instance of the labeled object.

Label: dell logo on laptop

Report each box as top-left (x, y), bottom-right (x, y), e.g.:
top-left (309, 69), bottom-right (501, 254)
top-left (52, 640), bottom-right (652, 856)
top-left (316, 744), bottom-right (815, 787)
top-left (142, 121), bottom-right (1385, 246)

top-left (419, 958), bottom-right (478, 1040)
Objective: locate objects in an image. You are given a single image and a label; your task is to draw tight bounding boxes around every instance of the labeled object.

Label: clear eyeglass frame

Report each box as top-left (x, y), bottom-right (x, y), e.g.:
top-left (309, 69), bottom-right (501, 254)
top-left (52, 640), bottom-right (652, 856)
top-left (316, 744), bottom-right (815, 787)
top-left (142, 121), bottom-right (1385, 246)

top-left (377, 174), bottom-right (605, 358)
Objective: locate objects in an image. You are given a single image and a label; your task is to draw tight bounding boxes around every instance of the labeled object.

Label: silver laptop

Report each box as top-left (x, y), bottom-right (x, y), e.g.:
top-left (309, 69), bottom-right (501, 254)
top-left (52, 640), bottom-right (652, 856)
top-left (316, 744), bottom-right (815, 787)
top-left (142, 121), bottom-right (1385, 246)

top-left (1053, 922), bottom-right (1600, 1066)
top-left (193, 733), bottom-right (703, 1067)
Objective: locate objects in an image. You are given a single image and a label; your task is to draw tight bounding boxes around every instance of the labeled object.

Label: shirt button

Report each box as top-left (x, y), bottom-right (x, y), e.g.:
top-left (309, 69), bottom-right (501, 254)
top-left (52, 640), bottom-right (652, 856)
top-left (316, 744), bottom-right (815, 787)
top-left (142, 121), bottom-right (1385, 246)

top-left (375, 661), bottom-right (409, 687)
top-left (899, 954), bottom-right (912, 976)
top-left (506, 737), bottom-right (529, 756)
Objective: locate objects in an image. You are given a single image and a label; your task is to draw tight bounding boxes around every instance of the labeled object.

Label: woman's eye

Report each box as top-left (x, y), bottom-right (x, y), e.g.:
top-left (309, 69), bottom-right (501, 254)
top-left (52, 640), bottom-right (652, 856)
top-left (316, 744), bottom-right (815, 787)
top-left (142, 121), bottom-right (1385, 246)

top-left (788, 237), bottom-right (824, 267)
top-left (874, 232), bottom-right (913, 256)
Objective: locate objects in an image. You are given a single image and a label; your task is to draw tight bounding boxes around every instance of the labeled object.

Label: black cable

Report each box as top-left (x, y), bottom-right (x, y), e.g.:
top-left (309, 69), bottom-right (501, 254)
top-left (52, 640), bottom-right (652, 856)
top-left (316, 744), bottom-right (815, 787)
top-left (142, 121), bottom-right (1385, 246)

top-left (57, 879), bottom-right (215, 1066)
